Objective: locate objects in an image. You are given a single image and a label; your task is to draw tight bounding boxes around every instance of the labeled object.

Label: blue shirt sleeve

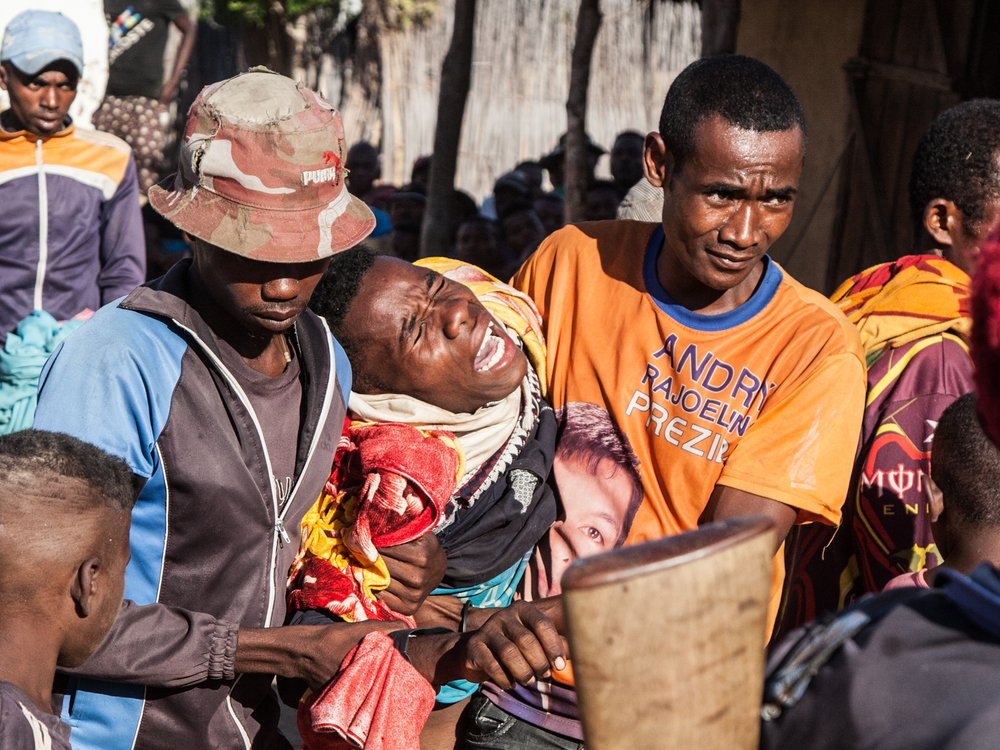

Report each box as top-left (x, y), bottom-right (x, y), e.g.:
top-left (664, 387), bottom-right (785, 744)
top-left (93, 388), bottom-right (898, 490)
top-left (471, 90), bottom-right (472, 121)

top-left (331, 334), bottom-right (352, 408)
top-left (33, 305), bottom-right (185, 477)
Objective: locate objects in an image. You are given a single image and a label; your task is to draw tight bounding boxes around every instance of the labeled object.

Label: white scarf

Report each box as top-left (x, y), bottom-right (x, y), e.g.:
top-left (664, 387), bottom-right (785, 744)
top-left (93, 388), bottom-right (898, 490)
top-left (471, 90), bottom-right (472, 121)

top-left (349, 376), bottom-right (527, 488)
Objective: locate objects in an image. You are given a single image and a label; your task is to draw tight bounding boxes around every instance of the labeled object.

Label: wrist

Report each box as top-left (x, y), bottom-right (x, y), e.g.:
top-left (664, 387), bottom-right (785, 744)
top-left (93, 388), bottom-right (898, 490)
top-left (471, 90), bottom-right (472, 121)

top-left (464, 605), bottom-right (498, 632)
top-left (406, 630), bottom-right (464, 685)
top-left (234, 626), bottom-right (304, 680)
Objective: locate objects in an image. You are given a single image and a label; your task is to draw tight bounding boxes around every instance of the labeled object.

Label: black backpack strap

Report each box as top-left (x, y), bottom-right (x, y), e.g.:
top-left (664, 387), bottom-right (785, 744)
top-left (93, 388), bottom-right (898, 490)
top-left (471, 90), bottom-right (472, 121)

top-left (761, 588), bottom-right (924, 721)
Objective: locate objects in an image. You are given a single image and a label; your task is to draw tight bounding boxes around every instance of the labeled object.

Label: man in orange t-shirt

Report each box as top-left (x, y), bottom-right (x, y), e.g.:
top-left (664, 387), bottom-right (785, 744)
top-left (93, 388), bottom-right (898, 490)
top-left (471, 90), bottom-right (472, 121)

top-left (515, 55), bottom-right (865, 603)
top-left (464, 54), bottom-right (866, 750)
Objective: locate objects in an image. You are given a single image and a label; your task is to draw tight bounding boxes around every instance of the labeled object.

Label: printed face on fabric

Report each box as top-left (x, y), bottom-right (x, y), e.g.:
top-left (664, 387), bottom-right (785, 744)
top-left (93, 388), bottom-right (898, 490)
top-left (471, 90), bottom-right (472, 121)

top-left (0, 62), bottom-right (77, 136)
top-left (344, 256), bottom-right (528, 414)
top-left (192, 239), bottom-right (330, 340)
top-left (531, 456), bottom-right (636, 598)
top-left (648, 114), bottom-right (804, 312)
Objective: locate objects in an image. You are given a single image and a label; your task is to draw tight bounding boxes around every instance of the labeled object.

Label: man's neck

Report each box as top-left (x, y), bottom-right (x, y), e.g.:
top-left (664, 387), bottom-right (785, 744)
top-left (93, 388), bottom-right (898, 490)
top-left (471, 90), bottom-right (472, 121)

top-left (936, 534), bottom-right (1000, 578)
top-left (655, 249), bottom-right (766, 316)
top-left (186, 267), bottom-right (293, 378)
top-left (0, 620), bottom-right (59, 713)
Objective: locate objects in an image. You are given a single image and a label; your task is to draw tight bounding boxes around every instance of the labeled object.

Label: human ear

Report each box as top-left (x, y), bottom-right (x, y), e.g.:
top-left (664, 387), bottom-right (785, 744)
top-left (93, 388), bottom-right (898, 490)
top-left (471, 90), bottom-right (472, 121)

top-left (0, 66), bottom-right (8, 93)
top-left (922, 198), bottom-right (960, 249)
top-left (70, 557), bottom-right (101, 619)
top-left (642, 132), bottom-right (670, 189)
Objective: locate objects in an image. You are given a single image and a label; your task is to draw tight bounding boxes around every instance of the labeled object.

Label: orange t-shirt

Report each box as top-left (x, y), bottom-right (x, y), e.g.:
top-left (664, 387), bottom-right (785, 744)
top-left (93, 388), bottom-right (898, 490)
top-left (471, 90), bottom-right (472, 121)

top-left (512, 221), bottom-right (866, 621)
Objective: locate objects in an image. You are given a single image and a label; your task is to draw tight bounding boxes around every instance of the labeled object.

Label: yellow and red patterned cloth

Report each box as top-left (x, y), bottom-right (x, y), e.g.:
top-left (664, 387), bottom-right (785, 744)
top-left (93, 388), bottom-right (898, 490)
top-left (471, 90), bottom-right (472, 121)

top-left (831, 254), bottom-right (972, 364)
top-left (288, 420), bottom-right (462, 626)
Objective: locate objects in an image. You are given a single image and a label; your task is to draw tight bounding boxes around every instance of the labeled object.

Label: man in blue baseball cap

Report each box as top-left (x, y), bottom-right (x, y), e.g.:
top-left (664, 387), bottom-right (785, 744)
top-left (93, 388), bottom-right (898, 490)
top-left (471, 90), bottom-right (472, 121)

top-left (0, 9), bottom-right (144, 432)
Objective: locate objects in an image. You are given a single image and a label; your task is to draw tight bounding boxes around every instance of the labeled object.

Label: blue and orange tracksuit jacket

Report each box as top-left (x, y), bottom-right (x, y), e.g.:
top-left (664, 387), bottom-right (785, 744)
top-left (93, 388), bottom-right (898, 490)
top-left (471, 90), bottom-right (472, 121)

top-left (0, 119), bottom-right (145, 343)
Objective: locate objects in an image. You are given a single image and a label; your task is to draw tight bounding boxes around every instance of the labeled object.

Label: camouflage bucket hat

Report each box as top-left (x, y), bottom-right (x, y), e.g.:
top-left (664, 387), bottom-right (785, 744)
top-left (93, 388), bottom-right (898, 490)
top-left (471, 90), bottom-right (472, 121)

top-left (148, 69), bottom-right (375, 262)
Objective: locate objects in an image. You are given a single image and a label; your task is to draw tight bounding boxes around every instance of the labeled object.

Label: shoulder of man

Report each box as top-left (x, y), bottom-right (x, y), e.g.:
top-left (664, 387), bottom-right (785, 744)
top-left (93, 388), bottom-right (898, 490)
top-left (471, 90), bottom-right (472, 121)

top-left (63, 126), bottom-right (135, 188)
top-left (762, 578), bottom-right (1000, 749)
top-left (518, 220), bottom-right (657, 285)
top-left (0, 682), bottom-right (72, 750)
top-left (770, 262), bottom-right (865, 362)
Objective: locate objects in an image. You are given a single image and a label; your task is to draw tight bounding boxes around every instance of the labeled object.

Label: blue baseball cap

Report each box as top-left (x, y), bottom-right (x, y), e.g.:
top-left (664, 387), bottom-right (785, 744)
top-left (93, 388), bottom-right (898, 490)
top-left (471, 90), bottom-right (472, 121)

top-left (1, 10), bottom-right (83, 77)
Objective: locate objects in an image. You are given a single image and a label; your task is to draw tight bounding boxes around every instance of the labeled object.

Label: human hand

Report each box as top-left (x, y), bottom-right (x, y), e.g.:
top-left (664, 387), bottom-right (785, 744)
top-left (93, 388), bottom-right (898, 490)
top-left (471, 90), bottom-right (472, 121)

top-left (379, 534), bottom-right (446, 616)
top-left (463, 595), bottom-right (567, 634)
top-left (458, 600), bottom-right (568, 689)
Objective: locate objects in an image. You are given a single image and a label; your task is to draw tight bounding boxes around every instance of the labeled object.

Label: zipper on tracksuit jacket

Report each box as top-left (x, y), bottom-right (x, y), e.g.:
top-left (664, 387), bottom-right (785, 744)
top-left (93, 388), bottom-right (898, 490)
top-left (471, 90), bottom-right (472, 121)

top-left (169, 319), bottom-right (337, 745)
top-left (171, 318), bottom-right (337, 625)
top-left (34, 139), bottom-right (48, 311)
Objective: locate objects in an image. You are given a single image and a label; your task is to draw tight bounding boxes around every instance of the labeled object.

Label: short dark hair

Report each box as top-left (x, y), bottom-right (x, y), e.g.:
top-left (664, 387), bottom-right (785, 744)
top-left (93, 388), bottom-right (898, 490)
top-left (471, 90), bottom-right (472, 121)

top-left (613, 130), bottom-right (644, 147)
top-left (932, 393), bottom-right (1000, 527)
top-left (908, 99), bottom-right (1000, 232)
top-left (309, 246), bottom-right (382, 392)
top-left (658, 54), bottom-right (806, 171)
top-left (0, 429), bottom-right (135, 516)
top-left (555, 402), bottom-right (643, 544)
top-left (457, 216), bottom-right (499, 236)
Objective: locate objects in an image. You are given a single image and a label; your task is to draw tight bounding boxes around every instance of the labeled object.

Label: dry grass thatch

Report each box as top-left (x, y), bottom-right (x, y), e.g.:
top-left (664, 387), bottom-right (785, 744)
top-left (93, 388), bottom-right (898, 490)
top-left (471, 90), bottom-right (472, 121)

top-left (321, 0), bottom-right (700, 200)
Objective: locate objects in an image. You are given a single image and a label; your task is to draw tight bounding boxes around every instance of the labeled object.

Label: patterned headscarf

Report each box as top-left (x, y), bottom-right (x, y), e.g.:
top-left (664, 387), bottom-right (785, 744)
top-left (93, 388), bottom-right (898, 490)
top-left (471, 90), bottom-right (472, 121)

top-left (832, 254), bottom-right (971, 366)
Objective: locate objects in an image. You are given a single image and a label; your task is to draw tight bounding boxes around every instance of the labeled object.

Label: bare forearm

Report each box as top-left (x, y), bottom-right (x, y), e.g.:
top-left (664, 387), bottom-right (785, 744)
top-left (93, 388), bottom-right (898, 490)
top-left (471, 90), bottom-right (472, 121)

top-left (701, 486), bottom-right (796, 554)
top-left (235, 621), bottom-right (398, 689)
top-left (161, 17), bottom-right (197, 100)
top-left (415, 595), bottom-right (566, 635)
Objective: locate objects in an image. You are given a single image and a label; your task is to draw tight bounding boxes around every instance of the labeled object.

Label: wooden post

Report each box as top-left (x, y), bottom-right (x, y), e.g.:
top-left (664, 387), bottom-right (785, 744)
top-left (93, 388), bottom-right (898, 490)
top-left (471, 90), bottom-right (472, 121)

top-left (565, 0), bottom-right (602, 224)
top-left (420, 0), bottom-right (477, 258)
top-left (562, 516), bottom-right (774, 750)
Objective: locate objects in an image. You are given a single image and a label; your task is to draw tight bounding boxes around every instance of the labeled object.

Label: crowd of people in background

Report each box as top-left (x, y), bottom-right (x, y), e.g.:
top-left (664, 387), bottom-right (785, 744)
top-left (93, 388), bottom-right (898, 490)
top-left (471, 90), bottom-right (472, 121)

top-left (4, 6), bottom-right (1000, 750)
top-left (340, 126), bottom-right (652, 281)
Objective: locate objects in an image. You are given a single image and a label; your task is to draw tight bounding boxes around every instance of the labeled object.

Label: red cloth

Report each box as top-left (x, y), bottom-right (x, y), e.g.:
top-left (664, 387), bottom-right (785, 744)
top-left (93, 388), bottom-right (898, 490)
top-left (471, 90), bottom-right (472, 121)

top-left (297, 631), bottom-right (437, 750)
top-left (288, 421), bottom-right (460, 624)
top-left (289, 556), bottom-right (402, 623)
top-left (973, 231), bottom-right (1000, 448)
top-left (351, 422), bottom-right (459, 553)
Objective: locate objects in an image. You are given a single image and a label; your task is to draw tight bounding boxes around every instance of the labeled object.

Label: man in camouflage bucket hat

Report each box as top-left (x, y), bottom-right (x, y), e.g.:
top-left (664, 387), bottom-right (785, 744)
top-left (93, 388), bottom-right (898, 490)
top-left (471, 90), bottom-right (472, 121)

top-left (31, 69), bottom-right (449, 749)
top-left (148, 67), bottom-right (374, 261)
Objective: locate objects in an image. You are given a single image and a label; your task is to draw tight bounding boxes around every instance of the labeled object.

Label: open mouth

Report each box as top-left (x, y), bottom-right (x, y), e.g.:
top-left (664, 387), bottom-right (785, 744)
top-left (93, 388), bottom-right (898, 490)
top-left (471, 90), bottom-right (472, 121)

top-left (473, 319), bottom-right (508, 373)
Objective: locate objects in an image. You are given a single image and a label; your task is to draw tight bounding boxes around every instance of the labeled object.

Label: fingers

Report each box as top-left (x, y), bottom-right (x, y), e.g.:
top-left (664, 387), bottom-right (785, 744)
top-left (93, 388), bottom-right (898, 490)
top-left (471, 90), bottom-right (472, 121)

top-left (377, 588), bottom-right (406, 615)
top-left (378, 535), bottom-right (447, 615)
top-left (533, 595), bottom-right (567, 634)
top-left (518, 603), bottom-right (567, 668)
top-left (465, 632), bottom-right (536, 689)
top-left (464, 603), bottom-right (569, 689)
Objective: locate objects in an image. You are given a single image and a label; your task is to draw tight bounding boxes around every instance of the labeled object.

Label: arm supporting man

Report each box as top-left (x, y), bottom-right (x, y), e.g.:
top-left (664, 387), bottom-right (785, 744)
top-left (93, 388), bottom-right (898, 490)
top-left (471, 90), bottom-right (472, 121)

top-left (701, 486), bottom-right (797, 555)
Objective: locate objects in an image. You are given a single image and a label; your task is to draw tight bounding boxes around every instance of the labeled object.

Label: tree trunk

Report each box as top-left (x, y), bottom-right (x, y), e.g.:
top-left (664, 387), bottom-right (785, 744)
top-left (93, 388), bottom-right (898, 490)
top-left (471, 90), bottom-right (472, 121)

top-left (565, 0), bottom-right (603, 224)
top-left (701, 0), bottom-right (741, 58)
top-left (420, 0), bottom-right (477, 258)
top-left (242, 2), bottom-right (292, 75)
